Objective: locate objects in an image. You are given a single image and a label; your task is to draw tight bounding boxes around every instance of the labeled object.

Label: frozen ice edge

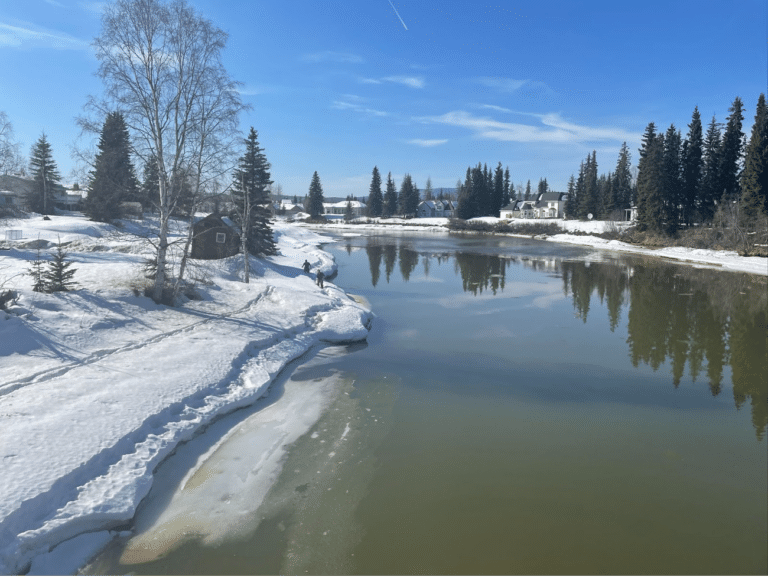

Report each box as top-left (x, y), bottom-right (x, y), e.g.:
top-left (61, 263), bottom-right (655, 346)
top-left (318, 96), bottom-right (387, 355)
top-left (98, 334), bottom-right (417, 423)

top-left (10, 323), bottom-right (371, 576)
top-left (0, 223), bottom-right (373, 576)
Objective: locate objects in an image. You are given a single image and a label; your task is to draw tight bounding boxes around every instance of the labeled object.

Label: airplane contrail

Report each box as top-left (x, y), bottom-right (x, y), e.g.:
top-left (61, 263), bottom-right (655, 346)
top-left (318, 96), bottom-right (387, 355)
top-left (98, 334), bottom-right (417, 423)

top-left (388, 0), bottom-right (408, 30)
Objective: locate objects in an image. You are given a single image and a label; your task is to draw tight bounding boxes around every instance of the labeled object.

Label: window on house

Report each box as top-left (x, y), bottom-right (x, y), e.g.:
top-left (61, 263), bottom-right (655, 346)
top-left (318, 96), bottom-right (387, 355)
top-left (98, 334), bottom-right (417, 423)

top-left (216, 232), bottom-right (226, 243)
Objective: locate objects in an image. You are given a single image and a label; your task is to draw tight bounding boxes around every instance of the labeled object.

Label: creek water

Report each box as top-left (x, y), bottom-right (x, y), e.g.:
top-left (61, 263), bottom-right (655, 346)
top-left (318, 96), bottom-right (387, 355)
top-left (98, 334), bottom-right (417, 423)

top-left (83, 231), bottom-right (767, 575)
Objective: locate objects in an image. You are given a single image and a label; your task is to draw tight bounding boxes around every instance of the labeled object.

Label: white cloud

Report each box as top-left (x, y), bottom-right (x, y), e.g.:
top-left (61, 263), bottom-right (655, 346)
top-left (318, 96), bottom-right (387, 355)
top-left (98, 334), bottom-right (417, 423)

top-left (301, 51), bottom-right (364, 64)
top-left (332, 101), bottom-right (387, 117)
top-left (358, 76), bottom-right (425, 89)
top-left (418, 110), bottom-right (640, 144)
top-left (477, 104), bottom-right (513, 113)
top-left (0, 22), bottom-right (89, 50)
top-left (408, 139), bottom-right (448, 147)
top-left (382, 75), bottom-right (424, 89)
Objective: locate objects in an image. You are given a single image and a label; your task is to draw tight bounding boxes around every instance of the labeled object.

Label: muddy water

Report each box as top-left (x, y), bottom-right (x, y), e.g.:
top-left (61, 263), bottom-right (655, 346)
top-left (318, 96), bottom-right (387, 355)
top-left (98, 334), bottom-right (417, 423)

top-left (83, 232), bottom-right (767, 575)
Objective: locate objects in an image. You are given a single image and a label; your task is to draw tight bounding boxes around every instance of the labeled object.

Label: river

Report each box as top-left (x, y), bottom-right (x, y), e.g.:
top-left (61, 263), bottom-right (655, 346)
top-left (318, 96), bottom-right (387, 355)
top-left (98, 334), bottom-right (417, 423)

top-left (83, 231), bottom-right (768, 575)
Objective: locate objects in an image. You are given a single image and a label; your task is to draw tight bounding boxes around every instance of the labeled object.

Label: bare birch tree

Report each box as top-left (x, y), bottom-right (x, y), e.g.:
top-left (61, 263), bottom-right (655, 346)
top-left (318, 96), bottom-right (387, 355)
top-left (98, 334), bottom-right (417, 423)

top-left (90, 0), bottom-right (245, 303)
top-left (0, 111), bottom-right (25, 175)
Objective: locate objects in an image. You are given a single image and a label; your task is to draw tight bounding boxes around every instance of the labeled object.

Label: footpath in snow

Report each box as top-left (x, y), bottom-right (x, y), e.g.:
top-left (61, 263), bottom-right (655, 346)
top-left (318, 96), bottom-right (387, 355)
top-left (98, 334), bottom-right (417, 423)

top-left (0, 216), bottom-right (371, 574)
top-left (307, 216), bottom-right (768, 276)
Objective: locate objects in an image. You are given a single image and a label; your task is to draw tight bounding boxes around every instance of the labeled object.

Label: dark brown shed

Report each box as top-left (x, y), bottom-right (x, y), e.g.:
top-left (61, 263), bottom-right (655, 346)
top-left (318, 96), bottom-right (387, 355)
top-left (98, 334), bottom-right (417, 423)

top-left (190, 214), bottom-right (240, 260)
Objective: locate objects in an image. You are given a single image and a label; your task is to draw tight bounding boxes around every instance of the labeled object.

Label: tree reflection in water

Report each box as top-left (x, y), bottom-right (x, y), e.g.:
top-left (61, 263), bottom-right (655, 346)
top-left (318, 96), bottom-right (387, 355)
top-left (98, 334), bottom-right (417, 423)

top-left (361, 237), bottom-right (767, 439)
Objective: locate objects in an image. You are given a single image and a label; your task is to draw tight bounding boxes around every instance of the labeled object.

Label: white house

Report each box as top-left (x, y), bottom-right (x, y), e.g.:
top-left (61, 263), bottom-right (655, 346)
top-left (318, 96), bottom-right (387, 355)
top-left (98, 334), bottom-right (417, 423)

top-left (323, 200), bottom-right (366, 217)
top-left (417, 199), bottom-right (456, 218)
top-left (500, 192), bottom-right (568, 219)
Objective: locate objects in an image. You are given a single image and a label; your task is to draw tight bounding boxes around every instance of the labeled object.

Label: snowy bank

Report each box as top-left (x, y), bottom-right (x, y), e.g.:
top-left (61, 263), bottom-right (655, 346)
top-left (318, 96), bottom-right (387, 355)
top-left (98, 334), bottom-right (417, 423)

top-left (0, 216), bottom-right (371, 574)
top-left (300, 218), bottom-right (767, 276)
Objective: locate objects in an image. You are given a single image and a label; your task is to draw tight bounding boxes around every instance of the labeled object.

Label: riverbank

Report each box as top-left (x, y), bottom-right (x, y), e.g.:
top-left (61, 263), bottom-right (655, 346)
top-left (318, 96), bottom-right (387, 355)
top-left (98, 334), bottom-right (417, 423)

top-left (299, 217), bottom-right (768, 276)
top-left (0, 216), bottom-right (371, 574)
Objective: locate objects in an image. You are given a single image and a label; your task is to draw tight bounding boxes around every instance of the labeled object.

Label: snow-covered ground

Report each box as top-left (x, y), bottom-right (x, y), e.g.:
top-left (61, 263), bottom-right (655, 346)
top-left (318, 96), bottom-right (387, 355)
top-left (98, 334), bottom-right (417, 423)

top-left (0, 215), bottom-right (372, 575)
top-left (308, 217), bottom-right (768, 276)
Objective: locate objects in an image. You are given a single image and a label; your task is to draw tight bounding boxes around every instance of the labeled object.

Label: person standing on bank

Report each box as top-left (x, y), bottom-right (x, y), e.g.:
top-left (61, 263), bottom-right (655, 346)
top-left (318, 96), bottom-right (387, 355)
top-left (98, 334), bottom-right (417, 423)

top-left (302, 259), bottom-right (311, 274)
top-left (316, 269), bottom-right (325, 288)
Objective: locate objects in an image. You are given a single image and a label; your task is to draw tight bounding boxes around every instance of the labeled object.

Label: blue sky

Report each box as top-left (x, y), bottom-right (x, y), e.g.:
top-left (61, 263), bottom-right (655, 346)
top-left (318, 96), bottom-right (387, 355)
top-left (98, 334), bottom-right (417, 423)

top-left (1, 0), bottom-right (765, 199)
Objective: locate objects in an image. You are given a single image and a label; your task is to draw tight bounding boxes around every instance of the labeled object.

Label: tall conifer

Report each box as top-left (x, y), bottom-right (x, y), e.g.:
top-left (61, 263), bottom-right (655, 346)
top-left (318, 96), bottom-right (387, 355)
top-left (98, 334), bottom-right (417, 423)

top-left (636, 123), bottom-right (666, 232)
top-left (383, 172), bottom-right (397, 217)
top-left (662, 124), bottom-right (683, 234)
top-left (85, 112), bottom-right (138, 222)
top-left (614, 142), bottom-right (633, 211)
top-left (28, 133), bottom-right (60, 215)
top-left (503, 166), bottom-right (511, 206)
top-left (741, 93), bottom-right (768, 219)
top-left (682, 107), bottom-right (703, 226)
top-left (367, 166), bottom-right (383, 217)
top-left (232, 127), bottom-right (275, 256)
top-left (718, 96), bottom-right (745, 203)
top-left (700, 116), bottom-right (722, 221)
top-left (307, 171), bottom-right (325, 219)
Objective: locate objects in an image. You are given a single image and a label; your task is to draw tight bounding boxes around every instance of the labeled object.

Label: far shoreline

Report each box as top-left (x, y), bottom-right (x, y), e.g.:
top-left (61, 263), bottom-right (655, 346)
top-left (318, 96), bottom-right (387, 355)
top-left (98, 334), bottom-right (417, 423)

top-left (293, 218), bottom-right (768, 277)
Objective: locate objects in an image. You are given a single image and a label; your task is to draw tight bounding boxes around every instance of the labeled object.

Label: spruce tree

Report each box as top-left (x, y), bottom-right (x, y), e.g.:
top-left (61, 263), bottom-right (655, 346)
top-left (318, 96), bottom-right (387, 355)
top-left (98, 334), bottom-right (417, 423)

top-left (578, 152), bottom-right (598, 219)
top-left (367, 166), bottom-right (383, 217)
top-left (85, 112), bottom-right (139, 222)
top-left (599, 172), bottom-right (614, 218)
top-left (424, 177), bottom-right (434, 201)
top-left (232, 127), bottom-right (275, 256)
top-left (457, 167), bottom-right (476, 219)
top-left (537, 177), bottom-right (549, 197)
top-left (307, 171), bottom-right (325, 219)
top-left (490, 162), bottom-right (504, 216)
top-left (140, 154), bottom-right (160, 211)
top-left (472, 165), bottom-right (487, 216)
top-left (398, 173), bottom-right (418, 216)
top-left (28, 133), bottom-right (61, 215)
top-left (502, 166), bottom-right (511, 206)
top-left (636, 123), bottom-right (666, 232)
top-left (741, 93), bottom-right (768, 220)
top-left (572, 162), bottom-right (585, 218)
top-left (718, 96), bottom-right (745, 203)
top-left (700, 116), bottom-right (722, 221)
top-left (680, 107), bottom-right (703, 226)
top-left (524, 180), bottom-right (531, 200)
top-left (614, 142), bottom-right (633, 212)
top-left (27, 247), bottom-right (47, 293)
top-left (383, 172), bottom-right (397, 217)
top-left (564, 174), bottom-right (576, 218)
top-left (662, 124), bottom-right (683, 234)
top-left (42, 242), bottom-right (77, 292)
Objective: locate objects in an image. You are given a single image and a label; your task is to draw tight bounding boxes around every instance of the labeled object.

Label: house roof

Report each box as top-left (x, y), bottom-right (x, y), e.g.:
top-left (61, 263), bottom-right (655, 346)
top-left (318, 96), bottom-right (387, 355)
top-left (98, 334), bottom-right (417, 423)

top-left (536, 191), bottom-right (568, 203)
top-left (324, 200), bottom-right (366, 208)
top-left (193, 213), bottom-right (237, 230)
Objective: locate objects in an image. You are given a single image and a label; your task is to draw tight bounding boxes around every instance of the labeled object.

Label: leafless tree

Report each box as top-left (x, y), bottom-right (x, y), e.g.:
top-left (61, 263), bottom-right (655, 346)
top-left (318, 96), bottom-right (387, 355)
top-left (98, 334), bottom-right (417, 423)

top-left (90, 0), bottom-right (246, 303)
top-left (0, 111), bottom-right (25, 175)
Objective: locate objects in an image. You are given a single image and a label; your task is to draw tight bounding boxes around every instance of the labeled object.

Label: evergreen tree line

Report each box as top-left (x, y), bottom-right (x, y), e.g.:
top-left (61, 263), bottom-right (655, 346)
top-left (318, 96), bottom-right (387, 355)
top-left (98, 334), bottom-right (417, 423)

top-left (564, 94), bottom-right (767, 238)
top-left (364, 166), bottom-right (422, 218)
top-left (564, 144), bottom-right (634, 221)
top-left (456, 162), bottom-right (513, 219)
